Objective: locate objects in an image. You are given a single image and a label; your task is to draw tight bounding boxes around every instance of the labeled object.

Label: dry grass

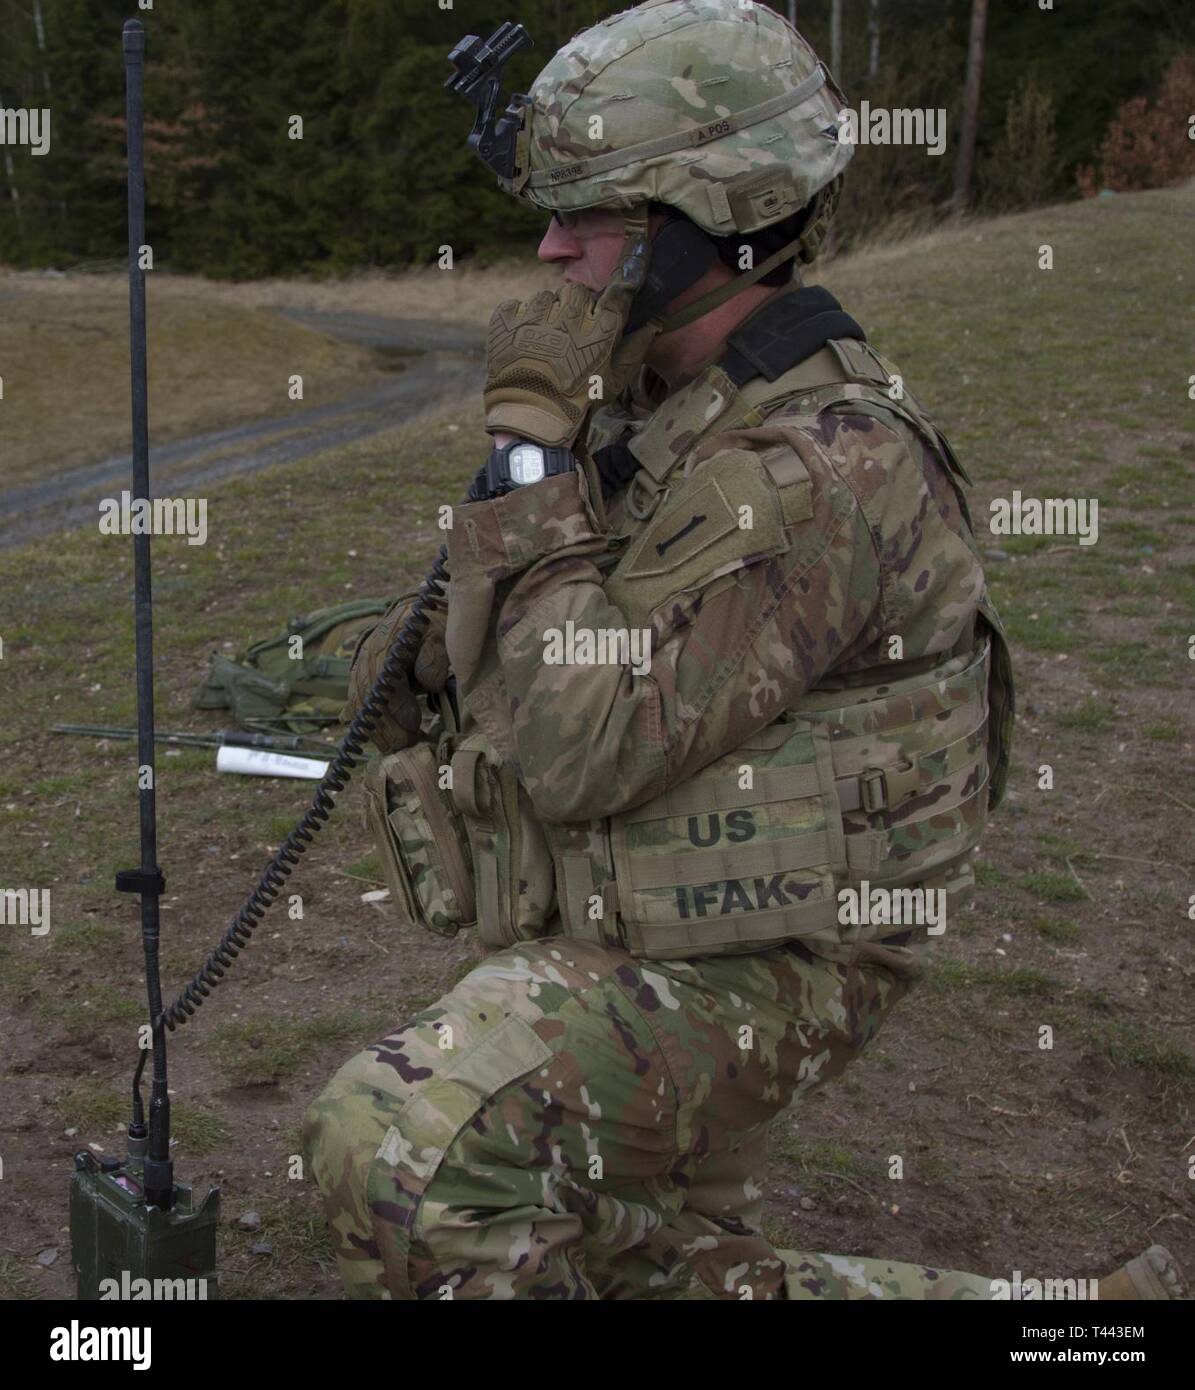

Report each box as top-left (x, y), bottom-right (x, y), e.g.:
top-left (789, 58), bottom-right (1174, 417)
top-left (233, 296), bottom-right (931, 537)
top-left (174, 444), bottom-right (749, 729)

top-left (0, 279), bottom-right (378, 490)
top-left (0, 254), bottom-right (548, 492)
top-left (1, 255), bottom-right (549, 326)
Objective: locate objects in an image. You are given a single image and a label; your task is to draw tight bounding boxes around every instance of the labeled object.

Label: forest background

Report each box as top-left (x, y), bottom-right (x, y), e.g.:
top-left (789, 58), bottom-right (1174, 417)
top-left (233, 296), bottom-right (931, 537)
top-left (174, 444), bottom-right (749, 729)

top-left (2, 0), bottom-right (1195, 279)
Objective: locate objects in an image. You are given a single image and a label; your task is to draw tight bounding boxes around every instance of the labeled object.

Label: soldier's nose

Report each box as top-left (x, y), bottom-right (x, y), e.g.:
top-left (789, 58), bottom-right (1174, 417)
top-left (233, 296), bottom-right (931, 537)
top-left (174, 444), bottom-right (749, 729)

top-left (538, 215), bottom-right (581, 264)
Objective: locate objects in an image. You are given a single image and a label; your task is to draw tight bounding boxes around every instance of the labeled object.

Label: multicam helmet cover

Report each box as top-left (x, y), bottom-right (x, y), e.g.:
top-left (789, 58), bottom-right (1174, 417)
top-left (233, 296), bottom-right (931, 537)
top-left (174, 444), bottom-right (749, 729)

top-left (504, 0), bottom-right (852, 260)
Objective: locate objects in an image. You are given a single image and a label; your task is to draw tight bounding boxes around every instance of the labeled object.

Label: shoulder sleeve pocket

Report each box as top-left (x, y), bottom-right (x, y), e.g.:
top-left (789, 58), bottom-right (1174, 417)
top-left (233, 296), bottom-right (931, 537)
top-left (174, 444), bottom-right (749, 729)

top-left (604, 448), bottom-right (790, 628)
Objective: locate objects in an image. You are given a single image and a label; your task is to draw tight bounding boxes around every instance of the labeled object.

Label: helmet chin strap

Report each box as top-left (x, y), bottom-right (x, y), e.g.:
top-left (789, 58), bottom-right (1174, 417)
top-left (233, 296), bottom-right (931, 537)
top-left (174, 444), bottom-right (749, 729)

top-left (619, 207), bottom-right (803, 339)
top-left (652, 230), bottom-right (805, 335)
top-left (621, 210), bottom-right (716, 334)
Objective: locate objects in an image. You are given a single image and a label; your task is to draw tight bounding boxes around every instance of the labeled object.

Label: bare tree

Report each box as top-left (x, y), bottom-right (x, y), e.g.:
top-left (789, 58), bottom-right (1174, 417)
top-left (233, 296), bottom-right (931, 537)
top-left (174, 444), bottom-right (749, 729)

top-left (952, 0), bottom-right (989, 212)
top-left (31, 0), bottom-right (51, 96)
top-left (2, 0), bottom-right (52, 97)
top-left (868, 0), bottom-right (881, 80)
top-left (830, 0), bottom-right (842, 79)
top-left (0, 88), bottom-right (24, 234)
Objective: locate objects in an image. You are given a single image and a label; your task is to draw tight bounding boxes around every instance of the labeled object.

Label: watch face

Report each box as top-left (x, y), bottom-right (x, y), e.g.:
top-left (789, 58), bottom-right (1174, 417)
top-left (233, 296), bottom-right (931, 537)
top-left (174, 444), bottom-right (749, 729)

top-left (509, 443), bottom-right (546, 486)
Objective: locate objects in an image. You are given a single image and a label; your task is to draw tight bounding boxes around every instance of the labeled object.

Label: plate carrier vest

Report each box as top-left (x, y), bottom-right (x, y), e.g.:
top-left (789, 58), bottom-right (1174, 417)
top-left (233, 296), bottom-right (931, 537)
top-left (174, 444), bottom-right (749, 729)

top-left (366, 287), bottom-right (1015, 960)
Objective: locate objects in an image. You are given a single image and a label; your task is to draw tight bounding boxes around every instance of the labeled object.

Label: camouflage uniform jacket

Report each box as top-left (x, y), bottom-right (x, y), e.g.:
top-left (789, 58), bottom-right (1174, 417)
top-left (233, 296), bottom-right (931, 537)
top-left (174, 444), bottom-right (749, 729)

top-left (434, 297), bottom-right (1010, 961)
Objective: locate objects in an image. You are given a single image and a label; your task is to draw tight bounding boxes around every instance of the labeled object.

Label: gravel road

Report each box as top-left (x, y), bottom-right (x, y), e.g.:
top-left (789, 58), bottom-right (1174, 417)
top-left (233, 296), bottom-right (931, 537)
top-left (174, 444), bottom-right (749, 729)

top-left (0, 308), bottom-right (484, 551)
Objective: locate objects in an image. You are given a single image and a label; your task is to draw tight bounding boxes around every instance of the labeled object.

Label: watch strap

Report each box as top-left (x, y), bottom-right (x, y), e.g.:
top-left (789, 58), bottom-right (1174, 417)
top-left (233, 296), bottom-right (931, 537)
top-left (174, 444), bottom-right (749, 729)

top-left (485, 441), bottom-right (576, 496)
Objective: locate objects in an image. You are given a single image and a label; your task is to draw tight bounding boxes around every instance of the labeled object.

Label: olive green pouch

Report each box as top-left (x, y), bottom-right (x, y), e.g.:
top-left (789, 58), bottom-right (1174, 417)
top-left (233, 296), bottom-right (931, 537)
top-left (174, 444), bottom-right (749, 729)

top-left (449, 732), bottom-right (557, 949)
top-left (364, 738), bottom-right (476, 938)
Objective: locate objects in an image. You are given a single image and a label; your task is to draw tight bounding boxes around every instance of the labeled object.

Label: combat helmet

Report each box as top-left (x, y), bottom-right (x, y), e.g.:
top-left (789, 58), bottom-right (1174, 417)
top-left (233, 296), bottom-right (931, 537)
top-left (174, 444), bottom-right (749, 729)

top-left (449, 0), bottom-right (853, 327)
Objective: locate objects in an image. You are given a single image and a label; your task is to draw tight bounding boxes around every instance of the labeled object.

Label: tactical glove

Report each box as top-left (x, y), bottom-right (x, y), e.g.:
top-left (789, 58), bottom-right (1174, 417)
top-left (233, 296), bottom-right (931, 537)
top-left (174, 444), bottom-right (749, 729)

top-left (483, 221), bottom-right (654, 448)
top-left (345, 590), bottom-right (449, 754)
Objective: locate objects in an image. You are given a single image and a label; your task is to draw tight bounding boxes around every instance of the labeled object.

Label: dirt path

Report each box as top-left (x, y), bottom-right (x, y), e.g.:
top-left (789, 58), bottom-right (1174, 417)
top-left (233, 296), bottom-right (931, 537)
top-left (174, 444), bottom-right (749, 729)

top-left (0, 309), bottom-right (483, 551)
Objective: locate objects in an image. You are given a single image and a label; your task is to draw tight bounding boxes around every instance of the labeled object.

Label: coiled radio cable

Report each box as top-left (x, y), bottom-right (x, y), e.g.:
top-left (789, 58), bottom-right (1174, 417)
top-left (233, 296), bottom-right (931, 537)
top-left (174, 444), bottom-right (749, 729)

top-left (156, 466), bottom-right (488, 1031)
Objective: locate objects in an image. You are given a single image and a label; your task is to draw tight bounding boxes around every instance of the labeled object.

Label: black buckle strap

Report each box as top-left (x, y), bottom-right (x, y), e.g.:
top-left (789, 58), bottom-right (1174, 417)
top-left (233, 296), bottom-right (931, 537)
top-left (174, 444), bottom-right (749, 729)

top-left (592, 438), bottom-right (643, 500)
top-left (721, 285), bottom-right (866, 387)
top-left (116, 866), bottom-right (166, 896)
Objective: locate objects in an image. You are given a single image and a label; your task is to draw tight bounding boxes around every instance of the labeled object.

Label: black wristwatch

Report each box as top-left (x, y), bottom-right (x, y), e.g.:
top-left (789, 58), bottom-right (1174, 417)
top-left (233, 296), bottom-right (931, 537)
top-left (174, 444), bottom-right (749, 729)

top-left (484, 439), bottom-right (576, 497)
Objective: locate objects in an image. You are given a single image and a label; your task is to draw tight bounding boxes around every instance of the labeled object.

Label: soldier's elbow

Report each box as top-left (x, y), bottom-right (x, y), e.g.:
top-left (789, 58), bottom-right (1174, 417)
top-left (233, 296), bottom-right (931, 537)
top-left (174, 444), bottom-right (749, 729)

top-left (527, 765), bottom-right (662, 825)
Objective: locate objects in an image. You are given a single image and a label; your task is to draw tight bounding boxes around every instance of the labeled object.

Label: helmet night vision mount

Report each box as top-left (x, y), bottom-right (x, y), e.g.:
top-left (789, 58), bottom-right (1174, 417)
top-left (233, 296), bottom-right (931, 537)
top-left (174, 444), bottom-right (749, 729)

top-left (445, 22), bottom-right (534, 184)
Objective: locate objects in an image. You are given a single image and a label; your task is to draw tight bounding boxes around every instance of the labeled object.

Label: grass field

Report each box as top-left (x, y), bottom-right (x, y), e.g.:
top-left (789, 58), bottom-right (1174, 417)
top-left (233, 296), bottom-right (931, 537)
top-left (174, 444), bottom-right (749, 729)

top-left (0, 275), bottom-right (393, 491)
top-left (0, 185), bottom-right (1192, 1299)
top-left (0, 256), bottom-right (547, 491)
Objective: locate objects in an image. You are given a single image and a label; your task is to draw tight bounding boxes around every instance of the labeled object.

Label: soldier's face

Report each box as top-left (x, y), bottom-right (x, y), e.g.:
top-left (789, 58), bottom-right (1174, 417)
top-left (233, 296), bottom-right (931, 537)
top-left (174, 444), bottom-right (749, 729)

top-left (539, 209), bottom-right (660, 292)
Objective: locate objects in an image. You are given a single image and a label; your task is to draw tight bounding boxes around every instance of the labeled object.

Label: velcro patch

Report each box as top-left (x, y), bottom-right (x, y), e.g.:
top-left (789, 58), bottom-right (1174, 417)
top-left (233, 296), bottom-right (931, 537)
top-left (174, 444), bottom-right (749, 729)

top-left (757, 444), bottom-right (814, 525)
top-left (605, 449), bottom-right (785, 626)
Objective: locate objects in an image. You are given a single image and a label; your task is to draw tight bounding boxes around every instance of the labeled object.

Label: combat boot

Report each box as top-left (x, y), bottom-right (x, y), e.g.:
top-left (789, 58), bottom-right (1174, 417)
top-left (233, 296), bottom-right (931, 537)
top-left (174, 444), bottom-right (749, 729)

top-left (1097, 1244), bottom-right (1188, 1300)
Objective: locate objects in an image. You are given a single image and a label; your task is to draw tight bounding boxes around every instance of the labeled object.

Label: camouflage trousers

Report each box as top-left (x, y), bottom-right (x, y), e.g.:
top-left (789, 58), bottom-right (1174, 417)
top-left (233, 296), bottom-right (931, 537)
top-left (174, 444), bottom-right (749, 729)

top-left (304, 932), bottom-right (994, 1300)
